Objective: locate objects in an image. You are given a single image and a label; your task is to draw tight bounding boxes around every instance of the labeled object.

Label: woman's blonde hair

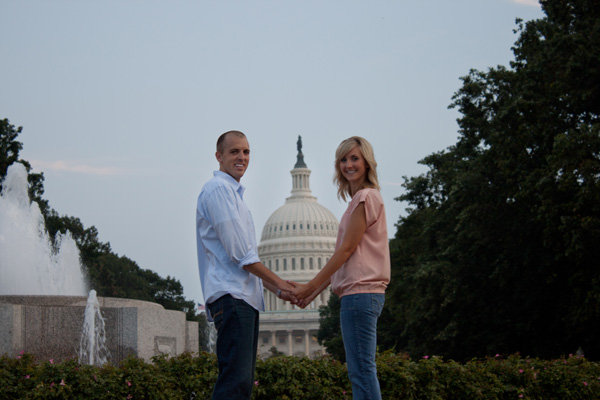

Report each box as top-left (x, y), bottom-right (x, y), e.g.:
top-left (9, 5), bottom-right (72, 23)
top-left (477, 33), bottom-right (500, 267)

top-left (334, 136), bottom-right (380, 201)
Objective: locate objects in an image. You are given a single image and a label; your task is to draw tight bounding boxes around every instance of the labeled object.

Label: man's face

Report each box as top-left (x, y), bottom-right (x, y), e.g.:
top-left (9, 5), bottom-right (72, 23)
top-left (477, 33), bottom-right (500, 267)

top-left (216, 134), bottom-right (250, 182)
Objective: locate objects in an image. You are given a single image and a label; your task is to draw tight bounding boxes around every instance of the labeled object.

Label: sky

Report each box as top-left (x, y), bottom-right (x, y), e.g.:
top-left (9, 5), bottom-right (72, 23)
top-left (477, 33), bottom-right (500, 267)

top-left (1, 0), bottom-right (543, 306)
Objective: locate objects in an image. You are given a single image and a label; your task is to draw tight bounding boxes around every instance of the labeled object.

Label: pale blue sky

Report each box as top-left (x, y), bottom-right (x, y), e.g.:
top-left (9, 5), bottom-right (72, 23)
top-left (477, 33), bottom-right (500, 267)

top-left (1, 0), bottom-right (543, 305)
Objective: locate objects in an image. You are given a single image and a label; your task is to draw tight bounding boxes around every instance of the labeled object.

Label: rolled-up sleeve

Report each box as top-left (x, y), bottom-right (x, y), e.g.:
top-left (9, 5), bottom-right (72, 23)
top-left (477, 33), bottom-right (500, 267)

top-left (203, 186), bottom-right (260, 268)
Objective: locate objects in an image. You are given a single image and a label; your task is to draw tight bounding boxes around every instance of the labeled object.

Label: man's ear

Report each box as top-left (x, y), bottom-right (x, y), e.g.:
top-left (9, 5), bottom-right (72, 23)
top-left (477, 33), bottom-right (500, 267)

top-left (215, 151), bottom-right (222, 163)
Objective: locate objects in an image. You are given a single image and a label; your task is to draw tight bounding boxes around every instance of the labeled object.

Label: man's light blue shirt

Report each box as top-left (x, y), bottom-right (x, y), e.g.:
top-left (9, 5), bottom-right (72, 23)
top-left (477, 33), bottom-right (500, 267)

top-left (196, 170), bottom-right (264, 321)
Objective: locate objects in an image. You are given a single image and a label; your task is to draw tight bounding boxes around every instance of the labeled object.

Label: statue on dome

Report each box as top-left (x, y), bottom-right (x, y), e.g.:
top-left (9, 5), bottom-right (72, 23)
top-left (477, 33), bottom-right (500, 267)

top-left (295, 135), bottom-right (307, 168)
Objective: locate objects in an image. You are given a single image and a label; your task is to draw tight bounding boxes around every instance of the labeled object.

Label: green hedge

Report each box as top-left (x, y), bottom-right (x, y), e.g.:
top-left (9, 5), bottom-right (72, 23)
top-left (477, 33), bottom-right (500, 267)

top-left (1, 351), bottom-right (598, 399)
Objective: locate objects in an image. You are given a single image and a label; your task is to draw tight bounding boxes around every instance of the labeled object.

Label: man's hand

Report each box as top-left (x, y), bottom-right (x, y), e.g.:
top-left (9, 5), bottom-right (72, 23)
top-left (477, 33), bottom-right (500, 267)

top-left (278, 280), bottom-right (298, 305)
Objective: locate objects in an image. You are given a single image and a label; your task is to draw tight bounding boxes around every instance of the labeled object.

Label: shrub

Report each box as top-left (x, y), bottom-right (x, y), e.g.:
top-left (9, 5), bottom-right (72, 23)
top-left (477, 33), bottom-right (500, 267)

top-left (0, 352), bottom-right (598, 399)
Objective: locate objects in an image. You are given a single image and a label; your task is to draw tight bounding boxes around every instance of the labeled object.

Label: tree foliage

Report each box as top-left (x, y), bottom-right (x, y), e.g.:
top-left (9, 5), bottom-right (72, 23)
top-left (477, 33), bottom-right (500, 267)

top-left (317, 293), bottom-right (345, 362)
top-left (379, 0), bottom-right (600, 360)
top-left (0, 119), bottom-right (22, 180)
top-left (0, 118), bottom-right (48, 213)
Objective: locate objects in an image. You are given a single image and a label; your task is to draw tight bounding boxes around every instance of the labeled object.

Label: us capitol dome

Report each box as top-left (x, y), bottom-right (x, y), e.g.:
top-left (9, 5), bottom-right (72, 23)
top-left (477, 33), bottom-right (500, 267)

top-left (257, 136), bottom-right (339, 358)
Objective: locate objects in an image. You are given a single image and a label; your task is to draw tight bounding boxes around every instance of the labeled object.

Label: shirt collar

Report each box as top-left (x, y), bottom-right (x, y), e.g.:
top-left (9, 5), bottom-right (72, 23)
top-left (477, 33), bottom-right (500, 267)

top-left (213, 170), bottom-right (245, 197)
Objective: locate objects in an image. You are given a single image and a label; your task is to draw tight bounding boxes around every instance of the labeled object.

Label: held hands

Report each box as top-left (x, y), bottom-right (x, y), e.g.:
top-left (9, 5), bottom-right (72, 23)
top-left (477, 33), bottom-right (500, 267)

top-left (277, 280), bottom-right (299, 305)
top-left (292, 281), bottom-right (316, 300)
top-left (285, 280), bottom-right (318, 309)
top-left (276, 280), bottom-right (321, 309)
top-left (296, 289), bottom-right (319, 309)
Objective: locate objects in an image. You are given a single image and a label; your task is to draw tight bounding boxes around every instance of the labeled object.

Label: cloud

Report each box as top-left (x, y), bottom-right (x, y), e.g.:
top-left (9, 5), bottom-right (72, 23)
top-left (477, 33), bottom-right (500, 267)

top-left (31, 160), bottom-right (126, 176)
top-left (510, 0), bottom-right (540, 6)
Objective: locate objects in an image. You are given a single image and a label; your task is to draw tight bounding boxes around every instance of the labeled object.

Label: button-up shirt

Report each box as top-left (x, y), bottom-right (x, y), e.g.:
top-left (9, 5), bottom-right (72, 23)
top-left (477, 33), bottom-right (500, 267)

top-left (196, 171), bottom-right (264, 320)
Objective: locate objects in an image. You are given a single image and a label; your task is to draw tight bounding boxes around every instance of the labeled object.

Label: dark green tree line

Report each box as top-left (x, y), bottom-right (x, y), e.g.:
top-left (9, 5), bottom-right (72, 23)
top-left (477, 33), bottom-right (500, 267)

top-left (381, 0), bottom-right (600, 360)
top-left (319, 0), bottom-right (599, 361)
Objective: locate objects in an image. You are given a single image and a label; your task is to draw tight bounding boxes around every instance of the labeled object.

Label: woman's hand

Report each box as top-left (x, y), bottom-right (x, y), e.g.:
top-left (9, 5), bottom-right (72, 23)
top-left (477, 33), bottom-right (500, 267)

top-left (296, 290), bottom-right (320, 309)
top-left (292, 281), bottom-right (317, 301)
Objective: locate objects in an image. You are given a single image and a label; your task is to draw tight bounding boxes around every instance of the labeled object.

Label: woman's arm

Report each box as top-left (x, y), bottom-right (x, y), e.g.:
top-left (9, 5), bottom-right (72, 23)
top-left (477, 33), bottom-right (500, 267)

top-left (292, 202), bottom-right (367, 300)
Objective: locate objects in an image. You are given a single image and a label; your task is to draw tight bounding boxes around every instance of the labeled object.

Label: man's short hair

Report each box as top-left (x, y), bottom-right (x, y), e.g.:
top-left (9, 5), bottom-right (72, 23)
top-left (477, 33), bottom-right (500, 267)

top-left (216, 130), bottom-right (246, 153)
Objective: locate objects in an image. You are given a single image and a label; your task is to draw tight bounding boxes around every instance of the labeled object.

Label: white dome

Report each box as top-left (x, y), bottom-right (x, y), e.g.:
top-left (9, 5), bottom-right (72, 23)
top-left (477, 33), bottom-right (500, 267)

top-left (257, 136), bottom-right (338, 359)
top-left (258, 137), bottom-right (339, 282)
top-left (258, 166), bottom-right (339, 264)
top-left (260, 183), bottom-right (339, 242)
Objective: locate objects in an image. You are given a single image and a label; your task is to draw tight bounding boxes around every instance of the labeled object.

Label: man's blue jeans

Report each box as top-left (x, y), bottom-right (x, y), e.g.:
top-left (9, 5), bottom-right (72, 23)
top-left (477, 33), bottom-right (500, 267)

top-left (207, 294), bottom-right (259, 400)
top-left (340, 293), bottom-right (385, 400)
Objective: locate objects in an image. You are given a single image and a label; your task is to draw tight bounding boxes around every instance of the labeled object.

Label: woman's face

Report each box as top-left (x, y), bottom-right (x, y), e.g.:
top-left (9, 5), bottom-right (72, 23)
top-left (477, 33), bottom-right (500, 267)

top-left (339, 145), bottom-right (367, 187)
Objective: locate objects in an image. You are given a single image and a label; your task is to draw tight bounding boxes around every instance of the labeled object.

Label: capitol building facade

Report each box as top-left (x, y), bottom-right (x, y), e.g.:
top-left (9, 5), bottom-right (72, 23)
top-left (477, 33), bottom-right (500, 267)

top-left (257, 137), bottom-right (339, 358)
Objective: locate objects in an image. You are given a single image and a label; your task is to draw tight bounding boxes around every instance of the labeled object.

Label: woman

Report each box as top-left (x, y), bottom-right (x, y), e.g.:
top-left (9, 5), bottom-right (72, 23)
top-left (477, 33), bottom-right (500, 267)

top-left (292, 136), bottom-right (390, 400)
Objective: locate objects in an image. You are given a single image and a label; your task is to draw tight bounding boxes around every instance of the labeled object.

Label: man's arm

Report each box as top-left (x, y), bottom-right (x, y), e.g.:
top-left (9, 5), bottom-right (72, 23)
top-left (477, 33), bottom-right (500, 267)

top-left (203, 186), bottom-right (264, 267)
top-left (244, 262), bottom-right (296, 298)
top-left (262, 279), bottom-right (298, 304)
top-left (203, 185), bottom-right (297, 302)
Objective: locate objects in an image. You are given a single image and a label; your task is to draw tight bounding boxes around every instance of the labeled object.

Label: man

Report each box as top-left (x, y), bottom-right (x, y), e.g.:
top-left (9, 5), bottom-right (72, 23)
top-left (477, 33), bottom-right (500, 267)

top-left (196, 130), bottom-right (296, 400)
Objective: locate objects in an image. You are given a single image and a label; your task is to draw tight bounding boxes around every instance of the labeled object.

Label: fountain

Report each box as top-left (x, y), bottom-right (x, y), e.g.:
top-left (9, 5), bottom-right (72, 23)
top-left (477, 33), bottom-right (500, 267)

top-left (78, 290), bottom-right (110, 366)
top-left (205, 319), bottom-right (217, 353)
top-left (0, 163), bottom-right (198, 363)
top-left (0, 163), bottom-right (87, 296)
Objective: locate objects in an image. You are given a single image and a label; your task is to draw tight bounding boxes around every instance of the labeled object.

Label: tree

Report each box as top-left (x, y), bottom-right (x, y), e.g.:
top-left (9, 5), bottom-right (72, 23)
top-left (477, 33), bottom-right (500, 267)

top-left (266, 346), bottom-right (285, 358)
top-left (317, 293), bottom-right (346, 361)
top-left (379, 0), bottom-right (600, 360)
top-left (0, 119), bottom-right (48, 212)
top-left (45, 213), bottom-right (112, 261)
top-left (0, 119), bottom-right (22, 181)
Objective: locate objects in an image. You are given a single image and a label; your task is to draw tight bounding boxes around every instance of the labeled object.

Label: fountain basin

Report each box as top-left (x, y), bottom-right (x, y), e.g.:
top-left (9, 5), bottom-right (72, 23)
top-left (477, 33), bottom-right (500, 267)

top-left (0, 295), bottom-right (198, 363)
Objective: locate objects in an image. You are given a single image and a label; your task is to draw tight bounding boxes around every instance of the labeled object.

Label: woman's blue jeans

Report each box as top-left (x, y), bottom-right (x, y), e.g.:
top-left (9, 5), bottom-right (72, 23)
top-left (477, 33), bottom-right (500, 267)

top-left (340, 293), bottom-right (385, 400)
top-left (207, 294), bottom-right (259, 400)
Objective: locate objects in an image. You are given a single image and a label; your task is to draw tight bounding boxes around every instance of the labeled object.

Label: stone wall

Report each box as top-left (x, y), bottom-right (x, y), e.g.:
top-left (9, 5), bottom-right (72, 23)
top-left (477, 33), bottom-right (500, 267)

top-left (0, 295), bottom-right (198, 364)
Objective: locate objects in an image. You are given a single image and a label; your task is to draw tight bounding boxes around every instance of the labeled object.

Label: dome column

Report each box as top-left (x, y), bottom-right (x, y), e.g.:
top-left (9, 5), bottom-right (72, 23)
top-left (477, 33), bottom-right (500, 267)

top-left (304, 330), bottom-right (310, 356)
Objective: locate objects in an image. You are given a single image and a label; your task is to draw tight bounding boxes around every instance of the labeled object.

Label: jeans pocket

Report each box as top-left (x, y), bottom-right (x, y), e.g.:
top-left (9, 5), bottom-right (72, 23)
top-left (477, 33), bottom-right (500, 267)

top-left (371, 294), bottom-right (385, 316)
top-left (209, 301), bottom-right (224, 331)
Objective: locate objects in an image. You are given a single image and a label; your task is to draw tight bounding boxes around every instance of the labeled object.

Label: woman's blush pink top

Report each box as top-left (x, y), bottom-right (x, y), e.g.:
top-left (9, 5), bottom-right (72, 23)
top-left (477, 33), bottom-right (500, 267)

top-left (330, 188), bottom-right (391, 298)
